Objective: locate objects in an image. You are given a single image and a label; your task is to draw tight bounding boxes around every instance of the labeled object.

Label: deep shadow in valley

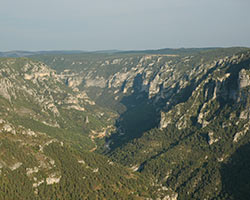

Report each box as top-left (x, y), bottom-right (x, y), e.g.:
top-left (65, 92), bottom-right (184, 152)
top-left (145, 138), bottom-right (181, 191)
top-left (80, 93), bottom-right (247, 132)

top-left (219, 143), bottom-right (250, 200)
top-left (105, 74), bottom-right (161, 151)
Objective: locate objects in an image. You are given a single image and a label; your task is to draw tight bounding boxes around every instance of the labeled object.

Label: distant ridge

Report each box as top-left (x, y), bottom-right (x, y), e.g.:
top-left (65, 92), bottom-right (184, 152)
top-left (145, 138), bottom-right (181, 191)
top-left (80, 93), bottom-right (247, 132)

top-left (0, 50), bottom-right (86, 57)
top-left (1, 47), bottom-right (249, 57)
top-left (118, 47), bottom-right (250, 55)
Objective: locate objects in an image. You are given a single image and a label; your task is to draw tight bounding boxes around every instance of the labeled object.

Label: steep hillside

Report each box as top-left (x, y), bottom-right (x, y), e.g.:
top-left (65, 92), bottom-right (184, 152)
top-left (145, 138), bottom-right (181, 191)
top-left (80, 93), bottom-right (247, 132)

top-left (107, 51), bottom-right (250, 199)
top-left (33, 47), bottom-right (250, 199)
top-left (0, 57), bottom-right (119, 150)
top-left (0, 57), bottom-right (176, 199)
top-left (1, 47), bottom-right (249, 199)
top-left (33, 48), bottom-right (249, 148)
top-left (0, 120), bottom-right (173, 199)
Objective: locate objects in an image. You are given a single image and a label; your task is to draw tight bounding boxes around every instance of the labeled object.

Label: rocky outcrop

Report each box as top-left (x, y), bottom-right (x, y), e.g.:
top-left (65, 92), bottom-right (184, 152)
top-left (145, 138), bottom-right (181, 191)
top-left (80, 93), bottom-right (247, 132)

top-left (161, 194), bottom-right (178, 200)
top-left (233, 122), bottom-right (250, 143)
top-left (46, 173), bottom-right (61, 185)
top-left (9, 162), bottom-right (22, 171)
top-left (0, 122), bottom-right (16, 135)
top-left (26, 167), bottom-right (39, 176)
top-left (0, 78), bottom-right (13, 101)
top-left (208, 132), bottom-right (219, 145)
top-left (159, 112), bottom-right (171, 129)
top-left (85, 77), bottom-right (106, 88)
top-left (239, 69), bottom-right (250, 88)
top-left (66, 76), bottom-right (83, 88)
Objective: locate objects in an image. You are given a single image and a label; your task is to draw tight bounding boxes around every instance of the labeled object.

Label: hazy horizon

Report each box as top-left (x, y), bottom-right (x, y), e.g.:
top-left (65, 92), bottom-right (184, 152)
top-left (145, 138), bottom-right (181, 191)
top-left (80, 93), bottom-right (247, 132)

top-left (1, 46), bottom-right (250, 53)
top-left (1, 0), bottom-right (250, 51)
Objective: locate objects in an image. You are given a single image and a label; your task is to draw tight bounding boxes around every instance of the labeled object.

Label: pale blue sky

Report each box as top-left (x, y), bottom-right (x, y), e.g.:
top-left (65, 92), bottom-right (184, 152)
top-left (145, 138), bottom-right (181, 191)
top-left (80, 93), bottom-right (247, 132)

top-left (1, 0), bottom-right (250, 51)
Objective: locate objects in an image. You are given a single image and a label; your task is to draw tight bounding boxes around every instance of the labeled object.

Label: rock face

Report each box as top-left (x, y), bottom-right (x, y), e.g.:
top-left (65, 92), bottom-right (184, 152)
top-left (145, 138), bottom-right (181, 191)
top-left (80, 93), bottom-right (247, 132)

top-left (0, 78), bottom-right (13, 101)
top-left (66, 76), bottom-right (83, 88)
top-left (26, 167), bottom-right (39, 176)
top-left (46, 173), bottom-right (61, 185)
top-left (208, 132), bottom-right (219, 145)
top-left (233, 122), bottom-right (250, 143)
top-left (239, 69), bottom-right (250, 88)
top-left (9, 162), bottom-right (22, 171)
top-left (157, 52), bottom-right (250, 132)
top-left (159, 111), bottom-right (171, 130)
top-left (161, 194), bottom-right (178, 200)
top-left (85, 77), bottom-right (106, 88)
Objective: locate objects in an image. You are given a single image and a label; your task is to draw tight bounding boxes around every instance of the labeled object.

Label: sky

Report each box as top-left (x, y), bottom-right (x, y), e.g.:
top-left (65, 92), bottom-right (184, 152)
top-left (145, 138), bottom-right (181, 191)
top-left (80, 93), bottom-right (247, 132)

top-left (1, 0), bottom-right (250, 51)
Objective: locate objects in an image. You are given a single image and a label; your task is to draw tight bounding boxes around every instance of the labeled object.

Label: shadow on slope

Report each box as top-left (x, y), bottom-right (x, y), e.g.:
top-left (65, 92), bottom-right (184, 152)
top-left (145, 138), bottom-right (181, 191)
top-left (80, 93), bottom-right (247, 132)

top-left (105, 74), bottom-right (161, 151)
top-left (220, 143), bottom-right (250, 200)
